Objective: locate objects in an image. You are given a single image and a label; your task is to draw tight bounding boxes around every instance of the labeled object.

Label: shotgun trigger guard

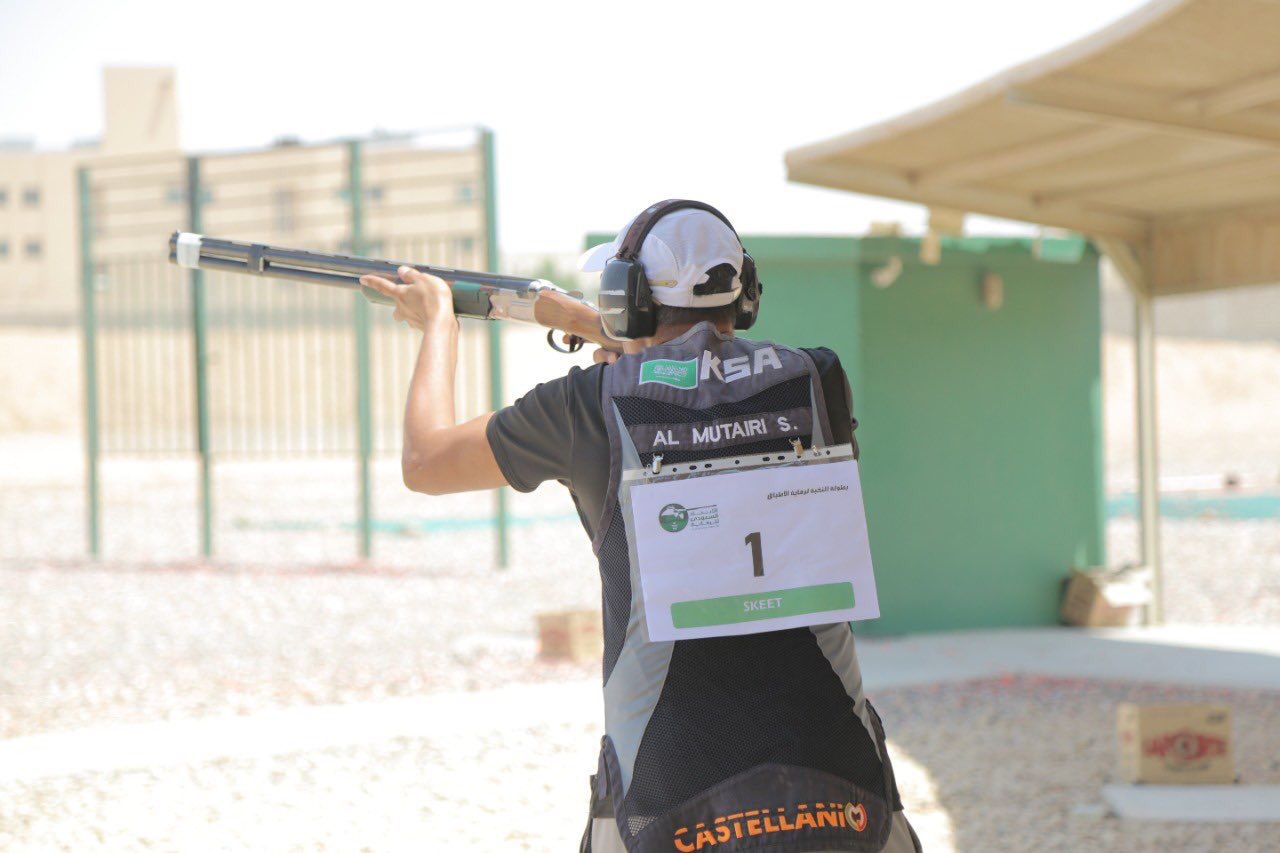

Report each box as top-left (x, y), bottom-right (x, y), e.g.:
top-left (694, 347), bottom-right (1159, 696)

top-left (547, 330), bottom-right (584, 353)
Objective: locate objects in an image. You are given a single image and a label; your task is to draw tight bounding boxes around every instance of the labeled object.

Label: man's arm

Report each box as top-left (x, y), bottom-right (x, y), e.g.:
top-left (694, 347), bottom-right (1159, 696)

top-left (361, 266), bottom-right (508, 496)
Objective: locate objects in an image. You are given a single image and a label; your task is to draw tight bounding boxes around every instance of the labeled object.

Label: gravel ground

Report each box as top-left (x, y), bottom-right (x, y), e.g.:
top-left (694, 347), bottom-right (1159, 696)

top-left (3, 376), bottom-right (1278, 853)
top-left (1, 676), bottom-right (1277, 852)
top-left (4, 511), bottom-right (1279, 741)
top-left (1102, 334), bottom-right (1280, 491)
top-left (0, 720), bottom-right (605, 852)
top-left (0, 557), bottom-right (598, 740)
top-left (1107, 518), bottom-right (1280, 625)
top-left (875, 677), bottom-right (1280, 853)
top-left (3, 450), bottom-right (1279, 851)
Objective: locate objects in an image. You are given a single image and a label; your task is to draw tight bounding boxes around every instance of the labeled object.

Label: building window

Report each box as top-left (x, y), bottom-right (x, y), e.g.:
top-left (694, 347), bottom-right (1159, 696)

top-left (0, 240), bottom-right (8, 259)
top-left (24, 238), bottom-right (42, 259)
top-left (457, 183), bottom-right (475, 203)
top-left (367, 186), bottom-right (384, 204)
top-left (22, 187), bottom-right (40, 208)
top-left (0, 188), bottom-right (8, 207)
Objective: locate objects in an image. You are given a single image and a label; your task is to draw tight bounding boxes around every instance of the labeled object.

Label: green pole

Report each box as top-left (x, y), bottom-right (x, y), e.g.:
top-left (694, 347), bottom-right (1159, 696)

top-left (187, 157), bottom-right (214, 558)
top-left (482, 127), bottom-right (509, 568)
top-left (77, 168), bottom-right (101, 558)
top-left (349, 140), bottom-right (374, 559)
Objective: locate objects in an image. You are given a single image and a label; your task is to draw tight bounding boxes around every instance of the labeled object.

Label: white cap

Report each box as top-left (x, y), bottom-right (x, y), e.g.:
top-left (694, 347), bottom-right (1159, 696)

top-left (578, 208), bottom-right (744, 308)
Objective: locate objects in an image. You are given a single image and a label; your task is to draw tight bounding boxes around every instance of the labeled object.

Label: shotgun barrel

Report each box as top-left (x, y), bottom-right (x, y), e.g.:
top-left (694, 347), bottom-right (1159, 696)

top-left (167, 232), bottom-right (583, 326)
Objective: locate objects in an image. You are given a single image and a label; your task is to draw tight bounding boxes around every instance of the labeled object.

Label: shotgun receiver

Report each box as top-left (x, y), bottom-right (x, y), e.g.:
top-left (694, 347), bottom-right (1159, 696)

top-left (167, 232), bottom-right (617, 353)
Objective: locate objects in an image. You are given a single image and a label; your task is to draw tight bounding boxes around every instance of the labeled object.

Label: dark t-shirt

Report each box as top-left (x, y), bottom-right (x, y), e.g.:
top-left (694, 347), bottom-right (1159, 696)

top-left (486, 346), bottom-right (856, 540)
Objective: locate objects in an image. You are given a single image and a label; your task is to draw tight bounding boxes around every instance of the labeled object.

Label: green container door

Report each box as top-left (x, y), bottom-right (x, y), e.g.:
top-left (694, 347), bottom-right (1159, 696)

top-left (746, 235), bottom-right (1104, 634)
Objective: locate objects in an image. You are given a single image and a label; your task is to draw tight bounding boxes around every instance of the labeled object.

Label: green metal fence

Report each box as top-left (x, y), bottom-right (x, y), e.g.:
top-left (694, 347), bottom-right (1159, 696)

top-left (78, 128), bottom-right (507, 563)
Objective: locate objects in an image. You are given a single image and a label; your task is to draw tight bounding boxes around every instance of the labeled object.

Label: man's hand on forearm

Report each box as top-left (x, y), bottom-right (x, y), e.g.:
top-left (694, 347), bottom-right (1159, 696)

top-left (361, 267), bottom-right (507, 495)
top-left (361, 265), bottom-right (455, 331)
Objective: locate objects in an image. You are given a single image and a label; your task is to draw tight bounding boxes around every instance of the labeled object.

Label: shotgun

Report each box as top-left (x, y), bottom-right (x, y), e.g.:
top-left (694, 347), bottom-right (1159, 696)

top-left (167, 232), bottom-right (617, 353)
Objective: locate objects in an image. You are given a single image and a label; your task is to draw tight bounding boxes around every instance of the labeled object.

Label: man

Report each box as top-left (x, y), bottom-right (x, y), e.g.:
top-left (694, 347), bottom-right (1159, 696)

top-left (362, 201), bottom-right (920, 852)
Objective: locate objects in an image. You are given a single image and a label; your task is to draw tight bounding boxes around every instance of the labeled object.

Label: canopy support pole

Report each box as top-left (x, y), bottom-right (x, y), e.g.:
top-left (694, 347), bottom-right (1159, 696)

top-left (1097, 238), bottom-right (1163, 624)
top-left (1134, 287), bottom-right (1163, 623)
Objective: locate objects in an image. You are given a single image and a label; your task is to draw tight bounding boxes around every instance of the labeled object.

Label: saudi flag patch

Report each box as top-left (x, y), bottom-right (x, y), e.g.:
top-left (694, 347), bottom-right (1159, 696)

top-left (639, 357), bottom-right (698, 390)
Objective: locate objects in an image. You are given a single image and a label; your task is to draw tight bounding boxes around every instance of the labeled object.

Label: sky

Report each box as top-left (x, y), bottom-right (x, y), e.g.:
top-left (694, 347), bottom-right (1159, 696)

top-left (0, 0), bottom-right (1150, 256)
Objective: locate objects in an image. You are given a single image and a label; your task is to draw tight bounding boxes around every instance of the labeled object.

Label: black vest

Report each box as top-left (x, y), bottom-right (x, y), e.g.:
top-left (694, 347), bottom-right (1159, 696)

top-left (584, 324), bottom-right (901, 853)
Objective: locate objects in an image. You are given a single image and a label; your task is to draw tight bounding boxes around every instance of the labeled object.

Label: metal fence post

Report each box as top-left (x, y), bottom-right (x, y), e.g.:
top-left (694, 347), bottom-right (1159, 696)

top-left (349, 140), bottom-right (374, 559)
top-left (187, 157), bottom-right (214, 557)
top-left (77, 168), bottom-right (101, 558)
top-left (482, 128), bottom-right (510, 568)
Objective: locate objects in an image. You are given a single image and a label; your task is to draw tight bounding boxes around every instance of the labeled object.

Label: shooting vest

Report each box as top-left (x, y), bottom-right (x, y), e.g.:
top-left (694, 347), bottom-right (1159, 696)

top-left (584, 322), bottom-right (902, 853)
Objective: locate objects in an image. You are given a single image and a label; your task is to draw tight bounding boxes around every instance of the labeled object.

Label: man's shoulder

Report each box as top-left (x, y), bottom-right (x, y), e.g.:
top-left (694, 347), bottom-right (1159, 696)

top-left (743, 338), bottom-right (841, 375)
top-left (796, 345), bottom-right (842, 378)
top-left (512, 362), bottom-right (604, 401)
top-left (569, 360), bottom-right (607, 383)
top-left (564, 361), bottom-right (606, 402)
top-left (555, 361), bottom-right (606, 418)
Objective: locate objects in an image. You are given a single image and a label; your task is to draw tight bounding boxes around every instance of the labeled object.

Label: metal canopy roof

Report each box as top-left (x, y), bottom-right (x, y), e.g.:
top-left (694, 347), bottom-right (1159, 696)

top-left (786, 0), bottom-right (1280, 296)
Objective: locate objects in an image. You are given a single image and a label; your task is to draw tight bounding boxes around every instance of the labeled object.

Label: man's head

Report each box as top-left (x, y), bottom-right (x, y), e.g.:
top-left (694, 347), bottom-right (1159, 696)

top-left (579, 203), bottom-right (755, 340)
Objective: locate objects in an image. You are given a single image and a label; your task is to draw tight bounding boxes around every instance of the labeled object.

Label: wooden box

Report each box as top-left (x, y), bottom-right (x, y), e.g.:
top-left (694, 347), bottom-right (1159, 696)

top-left (1118, 703), bottom-right (1235, 784)
top-left (536, 609), bottom-right (602, 663)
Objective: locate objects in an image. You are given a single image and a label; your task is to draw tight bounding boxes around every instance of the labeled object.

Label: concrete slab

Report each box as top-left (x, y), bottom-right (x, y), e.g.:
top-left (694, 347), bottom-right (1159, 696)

top-left (1102, 784), bottom-right (1280, 822)
top-left (855, 626), bottom-right (1280, 692)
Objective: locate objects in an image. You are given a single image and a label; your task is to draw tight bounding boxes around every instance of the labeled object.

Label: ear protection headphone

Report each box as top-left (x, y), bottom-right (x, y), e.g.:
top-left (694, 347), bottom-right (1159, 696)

top-left (597, 199), bottom-right (763, 340)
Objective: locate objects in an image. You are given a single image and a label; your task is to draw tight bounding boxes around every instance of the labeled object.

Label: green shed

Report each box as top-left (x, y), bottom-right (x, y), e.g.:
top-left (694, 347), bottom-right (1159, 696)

top-left (584, 233), bottom-right (1104, 635)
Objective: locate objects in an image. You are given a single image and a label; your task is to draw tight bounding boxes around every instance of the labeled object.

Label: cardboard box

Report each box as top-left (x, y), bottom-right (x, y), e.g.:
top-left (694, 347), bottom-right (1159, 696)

top-left (1118, 703), bottom-right (1235, 784)
top-left (536, 610), bottom-right (602, 663)
top-left (1061, 565), bottom-right (1150, 627)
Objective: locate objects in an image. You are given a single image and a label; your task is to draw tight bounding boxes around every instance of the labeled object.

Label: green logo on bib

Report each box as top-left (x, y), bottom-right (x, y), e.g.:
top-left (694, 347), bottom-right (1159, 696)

top-left (658, 503), bottom-right (689, 533)
top-left (640, 358), bottom-right (698, 390)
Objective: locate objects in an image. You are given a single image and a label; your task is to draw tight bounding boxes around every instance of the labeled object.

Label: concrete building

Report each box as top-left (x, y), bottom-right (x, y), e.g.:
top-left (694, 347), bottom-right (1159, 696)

top-left (0, 67), bottom-right (487, 326)
top-left (0, 68), bottom-right (489, 438)
top-left (0, 68), bottom-right (180, 324)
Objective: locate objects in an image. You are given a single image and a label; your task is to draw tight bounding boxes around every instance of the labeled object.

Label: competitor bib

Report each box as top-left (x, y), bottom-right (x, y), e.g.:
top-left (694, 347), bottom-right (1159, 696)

top-left (621, 444), bottom-right (879, 641)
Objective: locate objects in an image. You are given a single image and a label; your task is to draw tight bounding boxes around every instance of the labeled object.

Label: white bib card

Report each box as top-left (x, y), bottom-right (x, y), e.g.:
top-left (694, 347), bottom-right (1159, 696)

top-left (622, 446), bottom-right (879, 641)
